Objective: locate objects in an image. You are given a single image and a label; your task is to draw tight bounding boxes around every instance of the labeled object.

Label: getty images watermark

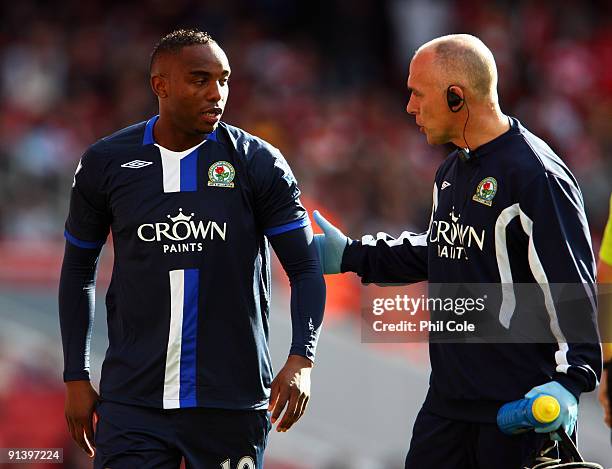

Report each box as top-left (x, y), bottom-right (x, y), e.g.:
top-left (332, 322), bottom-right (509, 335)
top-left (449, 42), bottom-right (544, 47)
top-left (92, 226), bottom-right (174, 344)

top-left (361, 283), bottom-right (607, 344)
top-left (371, 293), bottom-right (485, 333)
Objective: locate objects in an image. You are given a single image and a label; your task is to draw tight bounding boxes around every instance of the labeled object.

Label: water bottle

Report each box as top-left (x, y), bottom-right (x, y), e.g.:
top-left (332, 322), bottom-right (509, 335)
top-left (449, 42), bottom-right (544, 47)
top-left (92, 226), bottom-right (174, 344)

top-left (497, 394), bottom-right (560, 435)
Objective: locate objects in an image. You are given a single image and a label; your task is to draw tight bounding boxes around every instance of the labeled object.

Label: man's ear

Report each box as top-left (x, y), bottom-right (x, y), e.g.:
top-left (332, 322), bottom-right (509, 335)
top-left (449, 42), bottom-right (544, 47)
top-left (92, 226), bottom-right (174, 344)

top-left (151, 74), bottom-right (168, 99)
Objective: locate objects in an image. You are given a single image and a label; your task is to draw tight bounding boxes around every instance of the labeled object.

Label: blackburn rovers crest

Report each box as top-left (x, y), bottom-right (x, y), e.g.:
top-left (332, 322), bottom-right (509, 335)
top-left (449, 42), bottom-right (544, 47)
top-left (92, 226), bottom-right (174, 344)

top-left (208, 161), bottom-right (235, 188)
top-left (472, 177), bottom-right (497, 206)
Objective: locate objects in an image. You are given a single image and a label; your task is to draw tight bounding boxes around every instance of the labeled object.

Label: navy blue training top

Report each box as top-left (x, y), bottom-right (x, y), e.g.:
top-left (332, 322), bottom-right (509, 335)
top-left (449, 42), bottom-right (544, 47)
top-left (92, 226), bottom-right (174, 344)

top-left (343, 118), bottom-right (601, 422)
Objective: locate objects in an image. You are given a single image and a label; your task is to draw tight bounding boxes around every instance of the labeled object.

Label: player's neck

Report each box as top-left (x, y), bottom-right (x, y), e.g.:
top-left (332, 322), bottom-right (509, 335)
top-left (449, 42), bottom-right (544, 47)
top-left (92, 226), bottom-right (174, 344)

top-left (153, 115), bottom-right (206, 152)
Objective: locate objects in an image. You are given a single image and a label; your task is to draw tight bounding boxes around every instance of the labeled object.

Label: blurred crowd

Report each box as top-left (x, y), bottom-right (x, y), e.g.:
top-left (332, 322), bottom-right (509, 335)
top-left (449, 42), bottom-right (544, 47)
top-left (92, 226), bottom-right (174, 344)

top-left (0, 0), bottom-right (610, 245)
top-left (0, 2), bottom-right (611, 466)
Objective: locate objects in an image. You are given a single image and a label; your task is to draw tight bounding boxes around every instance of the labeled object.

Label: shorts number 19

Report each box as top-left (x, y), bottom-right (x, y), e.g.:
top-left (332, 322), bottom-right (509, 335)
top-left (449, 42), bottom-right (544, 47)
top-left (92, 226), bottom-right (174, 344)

top-left (221, 456), bottom-right (255, 469)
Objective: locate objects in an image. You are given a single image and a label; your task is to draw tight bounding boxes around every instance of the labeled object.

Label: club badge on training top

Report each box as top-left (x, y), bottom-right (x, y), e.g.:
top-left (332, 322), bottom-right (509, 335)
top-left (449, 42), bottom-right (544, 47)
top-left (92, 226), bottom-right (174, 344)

top-left (472, 177), bottom-right (497, 206)
top-left (208, 161), bottom-right (236, 188)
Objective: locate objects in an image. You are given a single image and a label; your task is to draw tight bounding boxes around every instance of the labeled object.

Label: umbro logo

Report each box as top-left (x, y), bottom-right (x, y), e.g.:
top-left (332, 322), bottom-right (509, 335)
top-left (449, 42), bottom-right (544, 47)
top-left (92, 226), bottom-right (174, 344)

top-left (121, 160), bottom-right (153, 169)
top-left (441, 181), bottom-right (452, 190)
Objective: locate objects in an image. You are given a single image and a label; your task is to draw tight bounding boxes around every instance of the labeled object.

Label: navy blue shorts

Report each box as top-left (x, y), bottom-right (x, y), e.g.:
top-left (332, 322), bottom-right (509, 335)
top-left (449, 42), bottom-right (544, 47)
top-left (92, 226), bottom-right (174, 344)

top-left (405, 407), bottom-right (557, 469)
top-left (93, 400), bottom-right (271, 469)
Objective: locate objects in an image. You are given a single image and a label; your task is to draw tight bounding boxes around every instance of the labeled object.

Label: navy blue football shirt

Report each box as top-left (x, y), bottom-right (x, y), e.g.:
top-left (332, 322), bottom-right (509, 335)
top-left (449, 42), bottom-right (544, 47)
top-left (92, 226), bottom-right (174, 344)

top-left (63, 116), bottom-right (312, 410)
top-left (342, 117), bottom-right (601, 422)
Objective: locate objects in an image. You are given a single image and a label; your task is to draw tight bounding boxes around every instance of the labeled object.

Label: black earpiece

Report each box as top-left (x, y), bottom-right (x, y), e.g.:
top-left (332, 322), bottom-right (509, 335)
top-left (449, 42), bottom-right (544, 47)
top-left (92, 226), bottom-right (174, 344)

top-left (446, 85), bottom-right (472, 161)
top-left (447, 86), bottom-right (464, 112)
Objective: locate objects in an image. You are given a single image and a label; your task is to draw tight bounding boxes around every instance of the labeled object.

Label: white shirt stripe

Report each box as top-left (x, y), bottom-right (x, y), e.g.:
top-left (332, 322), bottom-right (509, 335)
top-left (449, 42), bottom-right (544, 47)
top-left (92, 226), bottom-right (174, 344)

top-left (494, 203), bottom-right (572, 374)
top-left (163, 269), bottom-right (185, 408)
top-left (495, 204), bottom-right (519, 328)
top-left (156, 141), bottom-right (206, 193)
top-left (521, 211), bottom-right (571, 374)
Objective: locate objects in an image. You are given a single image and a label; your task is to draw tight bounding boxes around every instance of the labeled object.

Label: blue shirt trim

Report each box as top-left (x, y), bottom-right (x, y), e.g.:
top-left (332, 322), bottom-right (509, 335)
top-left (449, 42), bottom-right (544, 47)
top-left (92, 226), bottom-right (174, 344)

top-left (64, 230), bottom-right (105, 249)
top-left (264, 217), bottom-right (310, 237)
top-left (180, 149), bottom-right (199, 192)
top-left (143, 115), bottom-right (218, 145)
top-left (142, 115), bottom-right (159, 145)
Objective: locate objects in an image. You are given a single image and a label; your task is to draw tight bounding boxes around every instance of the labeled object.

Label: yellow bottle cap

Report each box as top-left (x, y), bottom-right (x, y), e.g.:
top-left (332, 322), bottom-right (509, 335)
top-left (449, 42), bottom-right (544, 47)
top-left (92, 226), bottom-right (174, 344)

top-left (532, 395), bottom-right (560, 423)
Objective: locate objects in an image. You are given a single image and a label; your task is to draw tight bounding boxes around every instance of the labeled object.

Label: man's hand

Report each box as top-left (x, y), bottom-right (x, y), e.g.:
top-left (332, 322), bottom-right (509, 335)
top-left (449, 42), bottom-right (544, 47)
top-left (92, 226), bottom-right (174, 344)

top-left (599, 368), bottom-right (610, 427)
top-left (525, 381), bottom-right (578, 438)
top-left (65, 380), bottom-right (99, 457)
top-left (312, 210), bottom-right (350, 274)
top-left (268, 355), bottom-right (313, 432)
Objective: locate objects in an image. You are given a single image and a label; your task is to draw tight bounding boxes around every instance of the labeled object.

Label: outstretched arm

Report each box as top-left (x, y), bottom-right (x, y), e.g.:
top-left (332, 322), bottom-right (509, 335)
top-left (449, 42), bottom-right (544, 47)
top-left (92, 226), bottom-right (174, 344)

top-left (341, 227), bottom-right (429, 284)
top-left (313, 207), bottom-right (430, 284)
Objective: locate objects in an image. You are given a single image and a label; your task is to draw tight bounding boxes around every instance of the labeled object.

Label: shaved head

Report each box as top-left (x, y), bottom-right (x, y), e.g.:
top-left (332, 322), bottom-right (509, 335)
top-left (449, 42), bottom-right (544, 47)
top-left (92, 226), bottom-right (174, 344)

top-left (417, 34), bottom-right (498, 101)
top-left (406, 34), bottom-right (509, 149)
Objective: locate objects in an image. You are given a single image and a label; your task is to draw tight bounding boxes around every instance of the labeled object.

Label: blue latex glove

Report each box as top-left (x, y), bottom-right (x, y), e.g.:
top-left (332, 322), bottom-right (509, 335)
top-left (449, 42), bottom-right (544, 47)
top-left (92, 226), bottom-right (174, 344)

top-left (312, 210), bottom-right (350, 274)
top-left (525, 381), bottom-right (578, 439)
